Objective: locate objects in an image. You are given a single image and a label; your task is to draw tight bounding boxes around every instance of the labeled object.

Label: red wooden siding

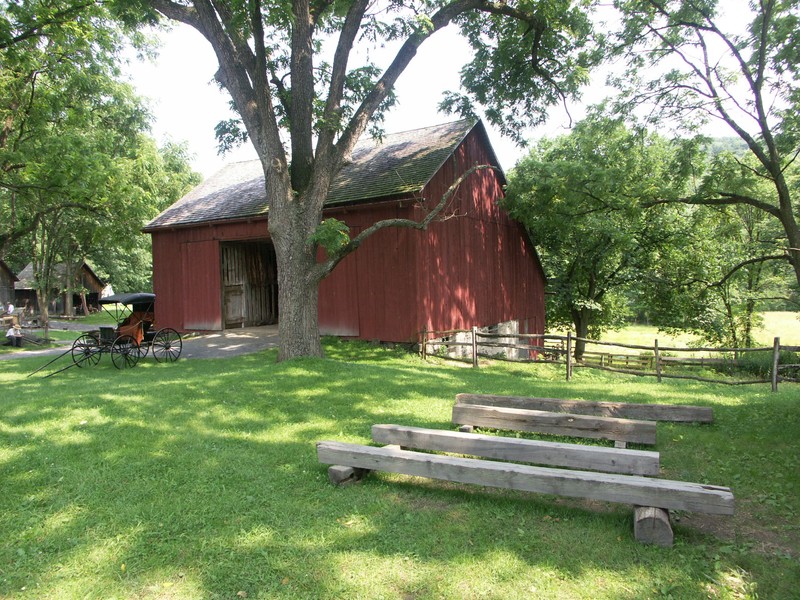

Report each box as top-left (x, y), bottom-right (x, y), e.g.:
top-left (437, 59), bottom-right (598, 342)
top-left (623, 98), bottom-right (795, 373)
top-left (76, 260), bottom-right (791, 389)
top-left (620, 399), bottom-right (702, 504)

top-left (151, 221), bottom-right (270, 331)
top-left (319, 201), bottom-right (420, 340)
top-left (415, 128), bottom-right (545, 338)
top-left (318, 127), bottom-right (545, 342)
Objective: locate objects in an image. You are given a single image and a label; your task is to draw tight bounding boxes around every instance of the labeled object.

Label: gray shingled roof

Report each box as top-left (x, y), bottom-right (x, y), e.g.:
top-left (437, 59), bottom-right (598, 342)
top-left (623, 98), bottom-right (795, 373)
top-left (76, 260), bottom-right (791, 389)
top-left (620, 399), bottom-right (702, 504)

top-left (145, 119), bottom-right (478, 230)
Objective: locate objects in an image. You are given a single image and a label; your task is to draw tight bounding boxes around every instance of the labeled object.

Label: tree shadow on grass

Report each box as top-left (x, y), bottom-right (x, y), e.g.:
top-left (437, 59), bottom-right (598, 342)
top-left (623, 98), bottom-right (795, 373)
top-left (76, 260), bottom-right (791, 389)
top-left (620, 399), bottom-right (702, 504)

top-left (0, 347), bottom-right (797, 598)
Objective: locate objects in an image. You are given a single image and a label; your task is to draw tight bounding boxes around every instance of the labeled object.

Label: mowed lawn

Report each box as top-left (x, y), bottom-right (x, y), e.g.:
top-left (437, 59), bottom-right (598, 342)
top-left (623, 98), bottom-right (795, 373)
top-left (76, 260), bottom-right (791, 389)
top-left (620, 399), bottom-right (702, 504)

top-left (1, 339), bottom-right (798, 599)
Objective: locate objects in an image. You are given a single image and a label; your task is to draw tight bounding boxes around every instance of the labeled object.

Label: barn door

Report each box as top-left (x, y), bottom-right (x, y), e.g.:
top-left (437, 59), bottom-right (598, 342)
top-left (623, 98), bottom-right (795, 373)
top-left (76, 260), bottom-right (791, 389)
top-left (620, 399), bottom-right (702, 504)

top-left (221, 242), bottom-right (278, 328)
top-left (224, 284), bottom-right (245, 327)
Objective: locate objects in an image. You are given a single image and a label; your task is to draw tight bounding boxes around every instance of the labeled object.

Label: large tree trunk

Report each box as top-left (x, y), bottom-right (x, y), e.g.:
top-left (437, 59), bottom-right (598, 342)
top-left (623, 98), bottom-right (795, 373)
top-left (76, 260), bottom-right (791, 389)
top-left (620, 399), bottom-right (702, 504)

top-left (267, 173), bottom-right (326, 360)
top-left (273, 228), bottom-right (323, 360)
top-left (571, 309), bottom-right (590, 362)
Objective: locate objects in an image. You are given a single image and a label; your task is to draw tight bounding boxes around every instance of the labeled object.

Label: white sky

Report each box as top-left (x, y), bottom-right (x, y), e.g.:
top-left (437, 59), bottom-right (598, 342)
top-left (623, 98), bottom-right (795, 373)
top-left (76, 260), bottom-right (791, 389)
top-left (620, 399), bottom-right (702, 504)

top-left (124, 23), bottom-right (589, 179)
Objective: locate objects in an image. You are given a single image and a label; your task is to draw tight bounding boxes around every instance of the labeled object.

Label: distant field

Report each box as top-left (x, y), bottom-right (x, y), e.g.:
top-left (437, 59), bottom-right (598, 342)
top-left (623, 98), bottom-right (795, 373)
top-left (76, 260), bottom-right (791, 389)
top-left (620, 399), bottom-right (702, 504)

top-left (756, 311), bottom-right (800, 345)
top-left (551, 311), bottom-right (800, 350)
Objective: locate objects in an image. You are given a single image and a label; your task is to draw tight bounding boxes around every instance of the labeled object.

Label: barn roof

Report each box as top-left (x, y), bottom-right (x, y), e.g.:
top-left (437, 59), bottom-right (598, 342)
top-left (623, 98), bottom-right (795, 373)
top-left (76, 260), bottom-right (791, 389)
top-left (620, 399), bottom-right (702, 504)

top-left (145, 119), bottom-right (488, 231)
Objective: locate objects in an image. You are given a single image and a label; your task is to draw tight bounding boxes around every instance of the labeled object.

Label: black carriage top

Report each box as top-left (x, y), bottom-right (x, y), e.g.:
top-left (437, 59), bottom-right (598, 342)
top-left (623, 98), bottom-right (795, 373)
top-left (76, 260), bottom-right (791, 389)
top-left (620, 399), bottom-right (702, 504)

top-left (98, 293), bottom-right (155, 313)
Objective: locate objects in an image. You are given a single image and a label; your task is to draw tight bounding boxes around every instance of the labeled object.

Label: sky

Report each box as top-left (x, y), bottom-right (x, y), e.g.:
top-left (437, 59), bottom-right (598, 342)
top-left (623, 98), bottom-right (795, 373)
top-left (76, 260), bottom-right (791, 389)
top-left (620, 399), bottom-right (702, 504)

top-left (124, 23), bottom-right (591, 179)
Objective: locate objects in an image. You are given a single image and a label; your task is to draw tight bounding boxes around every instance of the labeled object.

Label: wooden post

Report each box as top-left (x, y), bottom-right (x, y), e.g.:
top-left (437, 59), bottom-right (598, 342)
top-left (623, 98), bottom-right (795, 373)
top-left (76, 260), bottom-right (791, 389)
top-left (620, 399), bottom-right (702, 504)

top-left (472, 326), bottom-right (479, 368)
top-left (772, 336), bottom-right (780, 392)
top-left (566, 332), bottom-right (573, 381)
top-left (634, 506), bottom-right (673, 546)
top-left (655, 339), bottom-right (662, 383)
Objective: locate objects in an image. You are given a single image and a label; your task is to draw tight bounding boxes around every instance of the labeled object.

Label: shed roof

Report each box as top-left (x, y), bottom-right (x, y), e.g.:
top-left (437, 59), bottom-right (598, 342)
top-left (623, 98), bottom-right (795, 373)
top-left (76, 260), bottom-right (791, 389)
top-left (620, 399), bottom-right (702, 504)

top-left (16, 261), bottom-right (105, 290)
top-left (0, 260), bottom-right (18, 282)
top-left (145, 119), bottom-right (486, 231)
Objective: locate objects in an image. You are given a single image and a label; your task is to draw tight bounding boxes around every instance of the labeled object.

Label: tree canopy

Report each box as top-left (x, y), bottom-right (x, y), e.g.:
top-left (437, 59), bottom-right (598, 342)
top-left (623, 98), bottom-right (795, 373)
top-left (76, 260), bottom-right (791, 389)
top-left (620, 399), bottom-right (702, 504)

top-left (504, 111), bottom-right (699, 356)
top-left (0, 0), bottom-right (199, 320)
top-left (611, 0), bottom-right (800, 290)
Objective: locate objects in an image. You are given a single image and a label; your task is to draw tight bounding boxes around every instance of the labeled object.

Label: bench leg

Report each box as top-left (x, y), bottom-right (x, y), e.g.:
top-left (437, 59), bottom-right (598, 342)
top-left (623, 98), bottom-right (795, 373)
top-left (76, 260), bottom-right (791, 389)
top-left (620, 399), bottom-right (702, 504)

top-left (634, 506), bottom-right (673, 546)
top-left (458, 425), bottom-right (474, 433)
top-left (328, 465), bottom-right (368, 486)
top-left (614, 440), bottom-right (628, 449)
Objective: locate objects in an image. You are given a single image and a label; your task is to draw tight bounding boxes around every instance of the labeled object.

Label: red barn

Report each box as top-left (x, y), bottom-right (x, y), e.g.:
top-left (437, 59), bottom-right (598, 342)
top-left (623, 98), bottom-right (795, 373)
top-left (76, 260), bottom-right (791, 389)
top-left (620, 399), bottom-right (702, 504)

top-left (144, 119), bottom-right (545, 343)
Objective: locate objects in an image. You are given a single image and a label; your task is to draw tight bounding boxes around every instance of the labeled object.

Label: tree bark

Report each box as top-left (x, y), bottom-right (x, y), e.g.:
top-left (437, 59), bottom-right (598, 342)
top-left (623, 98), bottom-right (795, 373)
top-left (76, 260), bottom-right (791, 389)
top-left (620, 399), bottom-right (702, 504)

top-left (572, 309), bottom-right (590, 361)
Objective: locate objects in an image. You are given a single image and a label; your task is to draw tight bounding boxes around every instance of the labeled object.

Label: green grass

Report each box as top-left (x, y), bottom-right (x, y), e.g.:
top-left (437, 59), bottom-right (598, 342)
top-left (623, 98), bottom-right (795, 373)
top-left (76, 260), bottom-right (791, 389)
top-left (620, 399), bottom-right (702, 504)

top-left (1, 339), bottom-right (798, 599)
top-left (600, 312), bottom-right (800, 349)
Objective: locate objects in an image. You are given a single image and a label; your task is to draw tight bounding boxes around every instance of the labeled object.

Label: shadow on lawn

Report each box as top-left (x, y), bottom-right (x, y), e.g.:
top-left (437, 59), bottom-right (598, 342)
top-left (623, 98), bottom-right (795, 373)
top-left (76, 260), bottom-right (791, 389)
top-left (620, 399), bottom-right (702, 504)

top-left (0, 347), bottom-right (797, 598)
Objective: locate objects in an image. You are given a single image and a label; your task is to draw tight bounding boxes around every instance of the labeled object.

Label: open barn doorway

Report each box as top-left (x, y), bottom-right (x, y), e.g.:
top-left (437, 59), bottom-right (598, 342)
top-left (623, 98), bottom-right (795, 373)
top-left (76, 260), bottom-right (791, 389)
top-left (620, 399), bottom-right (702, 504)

top-left (220, 241), bottom-right (278, 328)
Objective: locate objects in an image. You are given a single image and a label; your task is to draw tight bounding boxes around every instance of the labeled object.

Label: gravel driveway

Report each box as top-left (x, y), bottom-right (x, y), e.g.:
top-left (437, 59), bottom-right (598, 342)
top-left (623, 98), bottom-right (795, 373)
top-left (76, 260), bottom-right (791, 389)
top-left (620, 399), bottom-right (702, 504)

top-left (0, 324), bottom-right (280, 361)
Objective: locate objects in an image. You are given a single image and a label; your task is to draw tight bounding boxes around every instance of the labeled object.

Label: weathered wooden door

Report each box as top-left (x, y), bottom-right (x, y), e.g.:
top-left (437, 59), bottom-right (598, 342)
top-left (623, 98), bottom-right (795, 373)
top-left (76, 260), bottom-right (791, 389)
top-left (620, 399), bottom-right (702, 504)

top-left (221, 242), bottom-right (278, 328)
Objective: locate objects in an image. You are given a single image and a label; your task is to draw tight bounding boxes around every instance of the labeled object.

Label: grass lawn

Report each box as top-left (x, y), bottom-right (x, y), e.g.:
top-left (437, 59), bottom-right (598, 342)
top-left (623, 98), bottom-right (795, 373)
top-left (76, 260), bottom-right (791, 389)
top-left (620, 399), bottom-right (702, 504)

top-left (1, 339), bottom-right (798, 599)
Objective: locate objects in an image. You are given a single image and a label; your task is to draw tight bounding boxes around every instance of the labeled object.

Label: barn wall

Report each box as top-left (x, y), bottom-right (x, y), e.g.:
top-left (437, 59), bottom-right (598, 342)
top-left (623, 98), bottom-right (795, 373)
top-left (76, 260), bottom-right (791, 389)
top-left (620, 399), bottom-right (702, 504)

top-left (150, 220), bottom-right (269, 331)
top-left (0, 268), bottom-right (14, 306)
top-left (417, 128), bottom-right (546, 338)
top-left (319, 202), bottom-right (419, 341)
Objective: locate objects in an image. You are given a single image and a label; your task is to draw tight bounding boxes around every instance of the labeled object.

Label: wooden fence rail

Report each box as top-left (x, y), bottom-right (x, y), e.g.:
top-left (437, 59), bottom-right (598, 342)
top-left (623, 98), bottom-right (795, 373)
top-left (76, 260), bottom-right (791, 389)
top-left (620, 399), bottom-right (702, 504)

top-left (419, 326), bottom-right (798, 391)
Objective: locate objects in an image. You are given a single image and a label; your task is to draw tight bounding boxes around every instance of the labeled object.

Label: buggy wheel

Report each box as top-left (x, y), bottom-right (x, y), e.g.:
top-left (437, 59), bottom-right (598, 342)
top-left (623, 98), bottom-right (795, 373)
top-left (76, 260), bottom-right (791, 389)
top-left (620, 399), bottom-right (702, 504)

top-left (111, 335), bottom-right (143, 369)
top-left (152, 328), bottom-right (182, 362)
top-left (71, 334), bottom-right (101, 367)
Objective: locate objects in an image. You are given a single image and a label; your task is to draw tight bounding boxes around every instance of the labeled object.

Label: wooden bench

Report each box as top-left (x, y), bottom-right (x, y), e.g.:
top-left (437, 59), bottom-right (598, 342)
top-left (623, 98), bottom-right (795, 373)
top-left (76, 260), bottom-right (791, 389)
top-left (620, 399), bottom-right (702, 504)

top-left (317, 438), bottom-right (734, 546)
top-left (452, 403), bottom-right (658, 445)
top-left (372, 424), bottom-right (660, 476)
top-left (456, 393), bottom-right (714, 423)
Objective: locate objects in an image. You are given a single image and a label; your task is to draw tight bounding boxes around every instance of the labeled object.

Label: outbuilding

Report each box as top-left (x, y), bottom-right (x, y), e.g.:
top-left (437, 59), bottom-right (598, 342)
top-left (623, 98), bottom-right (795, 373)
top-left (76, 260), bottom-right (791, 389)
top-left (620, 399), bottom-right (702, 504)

top-left (144, 119), bottom-right (545, 343)
top-left (15, 261), bottom-right (105, 315)
top-left (0, 260), bottom-right (18, 308)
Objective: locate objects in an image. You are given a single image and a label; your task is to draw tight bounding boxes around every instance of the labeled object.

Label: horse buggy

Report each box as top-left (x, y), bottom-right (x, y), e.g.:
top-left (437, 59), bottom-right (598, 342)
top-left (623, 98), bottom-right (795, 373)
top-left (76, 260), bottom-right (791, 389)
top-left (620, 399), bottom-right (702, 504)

top-left (71, 293), bottom-right (182, 369)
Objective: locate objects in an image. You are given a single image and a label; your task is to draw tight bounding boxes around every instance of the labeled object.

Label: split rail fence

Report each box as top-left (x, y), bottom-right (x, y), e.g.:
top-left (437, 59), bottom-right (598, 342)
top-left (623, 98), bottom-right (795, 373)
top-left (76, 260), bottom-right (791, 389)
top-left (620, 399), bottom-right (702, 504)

top-left (419, 327), bottom-right (800, 391)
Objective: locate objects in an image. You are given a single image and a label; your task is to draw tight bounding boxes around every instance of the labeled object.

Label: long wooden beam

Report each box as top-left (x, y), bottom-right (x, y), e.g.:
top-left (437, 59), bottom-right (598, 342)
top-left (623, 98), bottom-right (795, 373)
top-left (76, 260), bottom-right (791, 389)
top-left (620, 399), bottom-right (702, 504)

top-left (371, 424), bottom-right (660, 476)
top-left (456, 393), bottom-right (714, 423)
top-left (316, 441), bottom-right (734, 515)
top-left (452, 404), bottom-right (657, 445)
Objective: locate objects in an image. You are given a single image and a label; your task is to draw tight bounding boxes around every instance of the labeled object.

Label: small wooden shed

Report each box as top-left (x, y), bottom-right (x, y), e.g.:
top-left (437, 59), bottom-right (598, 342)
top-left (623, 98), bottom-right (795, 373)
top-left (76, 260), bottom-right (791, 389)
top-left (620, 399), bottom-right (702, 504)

top-left (144, 119), bottom-right (546, 342)
top-left (15, 261), bottom-right (105, 315)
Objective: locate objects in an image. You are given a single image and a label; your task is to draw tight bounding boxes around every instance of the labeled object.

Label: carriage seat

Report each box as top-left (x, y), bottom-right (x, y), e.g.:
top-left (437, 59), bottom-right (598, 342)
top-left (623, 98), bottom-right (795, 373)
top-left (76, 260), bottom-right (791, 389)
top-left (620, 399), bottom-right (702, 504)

top-left (116, 311), bottom-right (154, 345)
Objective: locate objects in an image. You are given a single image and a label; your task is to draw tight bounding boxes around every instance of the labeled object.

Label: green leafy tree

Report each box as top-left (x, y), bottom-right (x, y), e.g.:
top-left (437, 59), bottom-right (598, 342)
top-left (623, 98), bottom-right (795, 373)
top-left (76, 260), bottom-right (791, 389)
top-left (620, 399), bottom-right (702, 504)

top-left (1, 1), bottom-right (198, 322)
top-left (504, 113), bottom-right (698, 359)
top-left (612, 0), bottom-right (800, 292)
top-left (141, 0), bottom-right (602, 359)
top-left (641, 150), bottom-right (795, 347)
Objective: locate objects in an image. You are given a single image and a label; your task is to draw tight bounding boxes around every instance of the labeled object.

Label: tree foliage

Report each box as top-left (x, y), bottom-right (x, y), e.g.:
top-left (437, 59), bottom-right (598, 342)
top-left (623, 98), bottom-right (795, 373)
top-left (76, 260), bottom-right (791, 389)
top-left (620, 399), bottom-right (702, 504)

top-left (504, 112), bottom-right (698, 357)
top-left (640, 150), bottom-right (796, 347)
top-left (611, 0), bottom-right (800, 290)
top-left (141, 0), bottom-right (604, 359)
top-left (0, 1), bottom-right (200, 319)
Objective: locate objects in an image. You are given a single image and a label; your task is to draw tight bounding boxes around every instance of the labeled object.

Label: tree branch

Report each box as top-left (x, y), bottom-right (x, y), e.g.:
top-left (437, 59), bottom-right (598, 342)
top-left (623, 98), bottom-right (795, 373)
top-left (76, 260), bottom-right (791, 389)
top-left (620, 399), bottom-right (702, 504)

top-left (312, 164), bottom-right (497, 281)
top-left (645, 193), bottom-right (783, 220)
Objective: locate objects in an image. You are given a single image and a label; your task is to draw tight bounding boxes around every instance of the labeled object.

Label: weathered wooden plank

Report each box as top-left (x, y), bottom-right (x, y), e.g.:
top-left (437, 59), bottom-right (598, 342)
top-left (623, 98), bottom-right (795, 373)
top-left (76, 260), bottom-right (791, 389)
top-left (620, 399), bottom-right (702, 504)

top-left (371, 424), bottom-right (660, 476)
top-left (634, 506), bottom-right (674, 546)
top-left (452, 404), bottom-right (658, 445)
top-left (316, 441), bottom-right (734, 515)
top-left (456, 393), bottom-right (714, 423)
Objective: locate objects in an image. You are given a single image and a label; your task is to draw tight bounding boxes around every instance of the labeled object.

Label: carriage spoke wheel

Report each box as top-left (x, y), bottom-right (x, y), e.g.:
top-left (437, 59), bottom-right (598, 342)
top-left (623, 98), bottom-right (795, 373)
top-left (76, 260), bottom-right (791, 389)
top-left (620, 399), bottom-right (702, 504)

top-left (152, 328), bottom-right (182, 363)
top-left (71, 334), bottom-right (100, 367)
top-left (111, 335), bottom-right (143, 369)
